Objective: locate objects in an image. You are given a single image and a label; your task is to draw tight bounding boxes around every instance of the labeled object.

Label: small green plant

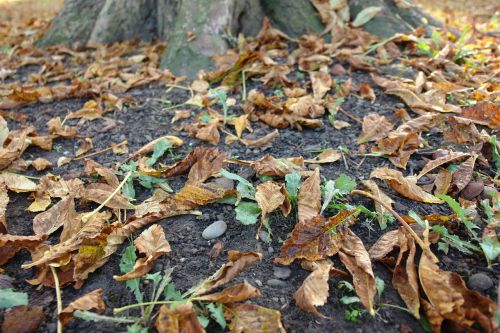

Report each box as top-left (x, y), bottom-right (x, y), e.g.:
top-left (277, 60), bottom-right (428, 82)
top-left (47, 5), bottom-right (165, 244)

top-left (146, 138), bottom-right (172, 166)
top-left (0, 288), bottom-right (28, 309)
top-left (209, 89), bottom-right (229, 125)
top-left (436, 194), bottom-right (479, 238)
top-left (321, 174), bottom-right (357, 214)
top-left (121, 161), bottom-right (172, 200)
top-left (54, 144), bottom-right (63, 153)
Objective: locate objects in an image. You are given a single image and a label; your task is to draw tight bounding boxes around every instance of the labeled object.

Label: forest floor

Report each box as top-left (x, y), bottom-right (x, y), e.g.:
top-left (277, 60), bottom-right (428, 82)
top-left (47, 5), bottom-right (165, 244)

top-left (0, 1), bottom-right (499, 333)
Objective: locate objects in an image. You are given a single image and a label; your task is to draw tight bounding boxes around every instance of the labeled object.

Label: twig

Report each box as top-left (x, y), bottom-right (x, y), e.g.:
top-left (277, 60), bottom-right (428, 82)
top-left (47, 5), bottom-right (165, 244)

top-left (338, 107), bottom-right (363, 125)
top-left (81, 171), bottom-right (133, 223)
top-left (50, 266), bottom-right (63, 333)
top-left (73, 140), bottom-right (128, 161)
top-left (241, 70), bottom-right (248, 102)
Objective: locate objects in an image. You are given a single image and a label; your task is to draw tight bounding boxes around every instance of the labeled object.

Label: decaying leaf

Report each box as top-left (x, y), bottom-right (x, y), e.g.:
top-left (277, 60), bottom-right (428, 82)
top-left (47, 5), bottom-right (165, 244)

top-left (155, 302), bottom-right (205, 333)
top-left (75, 138), bottom-right (93, 157)
top-left (417, 151), bottom-right (469, 179)
top-left (450, 154), bottom-right (477, 193)
top-left (339, 229), bottom-right (376, 315)
top-left (59, 289), bottom-right (105, 326)
top-left (240, 130), bottom-right (279, 147)
top-left (229, 114), bottom-right (252, 138)
top-left (233, 155), bottom-right (304, 177)
top-left (359, 83), bottom-right (376, 103)
top-left (357, 113), bottom-right (394, 144)
top-left (275, 210), bottom-right (357, 265)
top-left (32, 195), bottom-right (78, 236)
top-left (298, 168), bottom-right (321, 223)
top-left (310, 71), bottom-right (332, 100)
top-left (225, 303), bottom-right (286, 333)
top-left (114, 225), bottom-right (171, 281)
top-left (304, 149), bottom-right (341, 164)
top-left (0, 172), bottom-right (37, 193)
top-left (81, 183), bottom-right (134, 210)
top-left (0, 234), bottom-right (46, 265)
top-left (193, 281), bottom-right (261, 303)
top-left (361, 180), bottom-right (394, 230)
top-left (1, 305), bottom-right (44, 333)
top-left (186, 148), bottom-right (226, 184)
top-left (294, 262), bottom-right (331, 318)
top-left (370, 167), bottom-right (442, 203)
top-left (255, 181), bottom-right (290, 230)
top-left (460, 102), bottom-right (500, 129)
top-left (0, 183), bottom-right (8, 234)
top-left (31, 158), bottom-right (53, 171)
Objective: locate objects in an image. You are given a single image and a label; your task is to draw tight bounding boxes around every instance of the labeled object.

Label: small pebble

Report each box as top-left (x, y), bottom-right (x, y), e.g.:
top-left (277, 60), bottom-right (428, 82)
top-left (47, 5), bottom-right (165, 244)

top-left (468, 273), bottom-right (493, 291)
top-left (273, 266), bottom-right (292, 280)
top-left (255, 279), bottom-right (263, 287)
top-left (202, 220), bottom-right (227, 240)
top-left (267, 279), bottom-right (288, 287)
top-left (268, 246), bottom-right (274, 254)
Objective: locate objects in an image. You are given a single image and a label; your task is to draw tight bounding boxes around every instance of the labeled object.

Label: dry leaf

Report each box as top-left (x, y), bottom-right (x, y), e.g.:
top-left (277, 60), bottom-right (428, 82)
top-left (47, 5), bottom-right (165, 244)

top-left (310, 71), bottom-right (332, 100)
top-left (57, 156), bottom-right (72, 167)
top-left (233, 155), bottom-right (304, 177)
top-left (241, 130), bottom-right (278, 147)
top-left (0, 183), bottom-right (8, 234)
top-left (31, 158), bottom-right (53, 171)
top-left (417, 151), bottom-right (469, 179)
top-left (155, 302), bottom-right (205, 333)
top-left (298, 168), bottom-right (321, 223)
top-left (304, 149), bottom-right (341, 164)
top-left (59, 289), bottom-right (105, 326)
top-left (359, 83), bottom-right (376, 103)
top-left (450, 154), bottom-right (477, 193)
top-left (0, 172), bottom-right (37, 193)
top-left (361, 180), bottom-right (394, 229)
top-left (229, 114), bottom-right (252, 138)
top-left (33, 195), bottom-right (78, 236)
top-left (339, 229), bottom-right (376, 315)
top-left (193, 281), bottom-right (261, 303)
top-left (75, 138), bottom-right (93, 156)
top-left (333, 120), bottom-right (351, 129)
top-left (275, 210), bottom-right (357, 265)
top-left (186, 148), bottom-right (226, 184)
top-left (225, 303), bottom-right (286, 333)
top-left (460, 102), bottom-right (500, 129)
top-left (126, 135), bottom-right (183, 162)
top-left (357, 113), bottom-right (394, 144)
top-left (114, 225), bottom-right (171, 281)
top-left (370, 167), bottom-right (442, 203)
top-left (1, 305), bottom-right (44, 333)
top-left (294, 262), bottom-right (331, 318)
top-left (196, 120), bottom-right (220, 145)
top-left (82, 183), bottom-right (134, 209)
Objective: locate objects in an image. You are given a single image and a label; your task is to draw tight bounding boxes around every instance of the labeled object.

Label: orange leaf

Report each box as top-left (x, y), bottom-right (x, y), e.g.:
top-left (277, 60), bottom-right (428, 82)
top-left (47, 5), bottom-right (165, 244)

top-left (294, 262), bottom-right (331, 318)
top-left (59, 289), bottom-right (105, 326)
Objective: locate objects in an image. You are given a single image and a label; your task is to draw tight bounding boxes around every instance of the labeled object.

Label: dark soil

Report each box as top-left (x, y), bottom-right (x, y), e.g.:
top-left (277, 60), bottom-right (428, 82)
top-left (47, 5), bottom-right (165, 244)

top-left (1, 69), bottom-right (498, 333)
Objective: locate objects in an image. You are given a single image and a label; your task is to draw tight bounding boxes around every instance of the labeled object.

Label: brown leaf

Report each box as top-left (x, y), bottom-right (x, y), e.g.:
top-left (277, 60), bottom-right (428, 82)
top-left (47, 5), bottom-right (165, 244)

top-left (155, 302), bottom-right (205, 333)
top-left (233, 155), bottom-right (304, 177)
top-left (339, 229), bottom-right (376, 315)
top-left (47, 117), bottom-right (77, 138)
top-left (298, 168), bottom-right (320, 223)
top-left (275, 210), bottom-right (357, 265)
top-left (229, 114), bottom-right (252, 138)
top-left (368, 229), bottom-right (400, 261)
top-left (225, 303), bottom-right (286, 333)
top-left (1, 305), bottom-right (44, 333)
top-left (196, 120), bottom-right (220, 145)
top-left (126, 135), bottom-right (183, 162)
top-left (460, 102), bottom-right (500, 129)
top-left (194, 281), bottom-right (261, 303)
top-left (241, 130), bottom-right (279, 147)
top-left (0, 183), bottom-right (8, 234)
top-left (310, 71), bottom-right (332, 100)
top-left (82, 183), bottom-right (134, 209)
top-left (359, 83), bottom-right (376, 103)
top-left (370, 167), bottom-right (442, 203)
top-left (195, 251), bottom-right (262, 295)
top-left (256, 181), bottom-right (290, 228)
top-left (75, 138), bottom-right (93, 157)
top-left (417, 151), bottom-right (469, 179)
top-left (0, 172), bottom-right (37, 193)
top-left (450, 154), bottom-right (477, 193)
top-left (33, 195), bottom-right (78, 236)
top-left (357, 113), bottom-right (394, 144)
top-left (361, 180), bottom-right (394, 229)
top-left (187, 148), bottom-right (226, 184)
top-left (171, 109), bottom-right (191, 123)
top-left (84, 159), bottom-right (120, 188)
top-left (149, 146), bottom-right (214, 179)
top-left (174, 183), bottom-right (237, 210)
top-left (294, 262), bottom-right (331, 318)
top-left (59, 289), bottom-right (105, 326)
top-left (304, 149), bottom-right (341, 164)
top-left (0, 234), bottom-right (46, 266)
top-left (114, 225), bottom-right (171, 281)
top-left (31, 158), bottom-right (53, 171)
top-left (434, 168), bottom-right (453, 195)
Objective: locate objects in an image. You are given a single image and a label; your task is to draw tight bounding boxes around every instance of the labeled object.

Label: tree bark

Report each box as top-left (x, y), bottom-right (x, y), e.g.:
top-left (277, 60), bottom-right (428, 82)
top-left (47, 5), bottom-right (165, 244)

top-left (39, 0), bottom-right (441, 76)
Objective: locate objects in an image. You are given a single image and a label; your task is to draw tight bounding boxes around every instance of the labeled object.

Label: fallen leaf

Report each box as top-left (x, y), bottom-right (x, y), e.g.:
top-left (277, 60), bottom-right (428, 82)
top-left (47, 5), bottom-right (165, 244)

top-left (460, 102), bottom-right (500, 129)
top-left (1, 305), bottom-right (44, 333)
top-left (359, 83), bottom-right (376, 103)
top-left (233, 155), bottom-right (304, 177)
top-left (298, 168), bottom-right (321, 223)
top-left (229, 114), bottom-right (252, 138)
top-left (193, 281), bottom-right (261, 303)
top-left (310, 71), bottom-right (332, 100)
top-left (155, 302), bottom-right (205, 333)
top-left (196, 120), bottom-right (220, 145)
top-left (114, 225), bottom-right (171, 281)
top-left (417, 151), bottom-right (469, 179)
top-left (187, 148), bottom-right (226, 184)
top-left (225, 303), bottom-right (286, 333)
top-left (0, 172), bottom-right (37, 193)
top-left (357, 113), bottom-right (394, 144)
top-left (82, 183), bottom-right (134, 209)
top-left (0, 234), bottom-right (46, 265)
top-left (352, 6), bottom-right (382, 27)
top-left (125, 135), bottom-right (183, 162)
top-left (294, 262), bottom-right (331, 318)
top-left (75, 138), bottom-right (93, 156)
top-left (0, 184), bottom-right (8, 234)
top-left (275, 210), bottom-right (357, 265)
top-left (370, 167), bottom-right (442, 203)
top-left (32, 195), bottom-right (78, 236)
top-left (255, 181), bottom-right (290, 230)
top-left (47, 117), bottom-right (77, 138)
top-left (31, 158), bottom-right (53, 171)
top-left (338, 229), bottom-right (376, 315)
top-left (333, 120), bottom-right (351, 129)
top-left (241, 130), bottom-right (279, 147)
top-left (304, 149), bottom-right (341, 164)
top-left (59, 289), bottom-right (105, 326)
top-left (450, 154), bottom-right (477, 193)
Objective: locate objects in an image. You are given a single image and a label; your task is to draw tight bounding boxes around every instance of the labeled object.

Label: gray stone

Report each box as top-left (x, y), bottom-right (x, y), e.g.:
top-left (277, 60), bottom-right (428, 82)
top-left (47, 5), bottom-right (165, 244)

top-left (255, 279), bottom-right (263, 287)
top-left (202, 220), bottom-right (227, 240)
top-left (468, 273), bottom-right (493, 291)
top-left (273, 266), bottom-right (292, 280)
top-left (267, 279), bottom-right (288, 287)
top-left (268, 246), bottom-right (274, 254)
top-left (259, 230), bottom-right (271, 243)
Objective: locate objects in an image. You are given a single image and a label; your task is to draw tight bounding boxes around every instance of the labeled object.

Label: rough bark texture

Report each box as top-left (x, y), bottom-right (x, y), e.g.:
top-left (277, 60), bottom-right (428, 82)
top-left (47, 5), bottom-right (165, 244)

top-left (39, 0), bottom-right (440, 76)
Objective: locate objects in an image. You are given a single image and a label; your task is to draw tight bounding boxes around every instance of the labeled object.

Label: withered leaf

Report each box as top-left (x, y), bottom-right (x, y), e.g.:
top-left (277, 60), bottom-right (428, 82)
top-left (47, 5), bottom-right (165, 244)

top-left (298, 168), bottom-right (321, 223)
top-left (0, 183), bottom-right (8, 234)
top-left (47, 117), bottom-right (77, 138)
top-left (1, 305), bottom-right (44, 333)
top-left (155, 302), bottom-right (205, 333)
top-left (126, 135), bottom-right (183, 163)
top-left (304, 149), bottom-right (341, 164)
top-left (255, 181), bottom-right (290, 228)
top-left (193, 281), bottom-right (261, 303)
top-left (114, 225), bottom-right (171, 281)
top-left (359, 83), bottom-right (376, 103)
top-left (370, 167), bottom-right (442, 203)
top-left (33, 195), bottom-right (78, 236)
top-left (294, 262), bottom-right (331, 318)
top-left (150, 146), bottom-right (215, 179)
top-left (187, 148), bottom-right (226, 184)
top-left (310, 71), bottom-right (332, 100)
top-left (229, 114), bottom-right (252, 138)
top-left (361, 180), bottom-right (394, 230)
top-left (75, 138), bottom-right (93, 157)
top-left (233, 155), bottom-right (304, 177)
top-left (195, 251), bottom-right (262, 295)
top-left (196, 120), bottom-right (220, 145)
top-left (275, 210), bottom-right (357, 265)
top-left (450, 154), bottom-right (477, 193)
top-left (357, 113), bottom-right (394, 144)
top-left (225, 303), bottom-right (286, 333)
top-left (174, 183), bottom-right (236, 210)
top-left (82, 183), bottom-right (134, 209)
top-left (338, 229), bottom-right (376, 315)
top-left (84, 160), bottom-right (120, 188)
top-left (31, 158), bottom-right (53, 171)
top-left (0, 172), bottom-right (37, 193)
top-left (0, 234), bottom-right (46, 265)
top-left (417, 151), bottom-right (469, 179)
top-left (241, 130), bottom-right (279, 147)
top-left (460, 101), bottom-right (500, 129)
top-left (59, 289), bottom-right (105, 326)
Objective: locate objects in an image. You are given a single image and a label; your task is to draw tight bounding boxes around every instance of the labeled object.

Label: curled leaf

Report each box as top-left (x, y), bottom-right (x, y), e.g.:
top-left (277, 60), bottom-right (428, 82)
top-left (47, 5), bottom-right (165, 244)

top-left (225, 303), bottom-right (286, 333)
top-left (298, 168), bottom-right (321, 223)
top-left (193, 281), bottom-right (261, 303)
top-left (294, 262), bottom-right (331, 318)
top-left (59, 289), bottom-right (105, 326)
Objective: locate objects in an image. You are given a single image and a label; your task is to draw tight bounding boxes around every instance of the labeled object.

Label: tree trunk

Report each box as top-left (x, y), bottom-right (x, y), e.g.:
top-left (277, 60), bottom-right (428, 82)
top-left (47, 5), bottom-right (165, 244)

top-left (39, 0), bottom-right (440, 77)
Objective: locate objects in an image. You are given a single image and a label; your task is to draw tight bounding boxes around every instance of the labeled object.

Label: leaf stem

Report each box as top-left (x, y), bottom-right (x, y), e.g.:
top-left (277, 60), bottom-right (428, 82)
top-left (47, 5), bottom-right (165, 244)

top-left (50, 266), bottom-right (63, 333)
top-left (113, 300), bottom-right (183, 314)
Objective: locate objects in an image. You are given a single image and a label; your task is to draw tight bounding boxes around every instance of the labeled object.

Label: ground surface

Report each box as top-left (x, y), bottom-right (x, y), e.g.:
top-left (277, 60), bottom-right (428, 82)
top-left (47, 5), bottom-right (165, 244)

top-left (0, 1), bottom-right (499, 333)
